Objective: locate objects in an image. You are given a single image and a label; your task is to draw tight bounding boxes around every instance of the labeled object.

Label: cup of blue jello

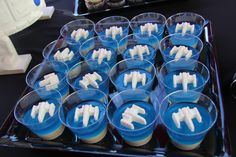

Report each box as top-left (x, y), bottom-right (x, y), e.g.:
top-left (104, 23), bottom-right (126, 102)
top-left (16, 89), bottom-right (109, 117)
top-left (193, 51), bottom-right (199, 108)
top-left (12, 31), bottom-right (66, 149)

top-left (26, 61), bottom-right (69, 100)
top-left (60, 18), bottom-right (95, 52)
top-left (59, 89), bottom-right (108, 144)
top-left (166, 12), bottom-right (205, 37)
top-left (107, 89), bottom-right (158, 146)
top-left (119, 34), bottom-right (159, 64)
top-left (42, 39), bottom-right (80, 69)
top-left (14, 89), bottom-right (64, 140)
top-left (66, 59), bottom-right (110, 95)
top-left (109, 58), bottom-right (156, 92)
top-left (158, 59), bottom-right (209, 102)
top-left (160, 90), bottom-right (217, 150)
top-left (80, 36), bottom-right (118, 68)
top-left (130, 12), bottom-right (166, 41)
top-left (159, 33), bottom-right (203, 64)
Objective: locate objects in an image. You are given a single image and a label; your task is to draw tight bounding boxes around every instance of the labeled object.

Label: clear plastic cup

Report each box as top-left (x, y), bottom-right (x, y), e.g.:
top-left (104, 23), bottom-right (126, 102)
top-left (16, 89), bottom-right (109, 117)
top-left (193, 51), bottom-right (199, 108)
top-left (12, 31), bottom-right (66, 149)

top-left (80, 36), bottom-right (118, 68)
top-left (158, 59), bottom-right (210, 102)
top-left (166, 12), bottom-right (205, 37)
top-left (107, 89), bottom-right (159, 146)
top-left (42, 39), bottom-right (80, 69)
top-left (130, 12), bottom-right (166, 41)
top-left (26, 61), bottom-right (69, 100)
top-left (66, 59), bottom-right (110, 95)
top-left (109, 58), bottom-right (156, 92)
top-left (59, 89), bottom-right (108, 144)
top-left (14, 89), bottom-right (64, 140)
top-left (118, 34), bottom-right (159, 64)
top-left (160, 90), bottom-right (218, 150)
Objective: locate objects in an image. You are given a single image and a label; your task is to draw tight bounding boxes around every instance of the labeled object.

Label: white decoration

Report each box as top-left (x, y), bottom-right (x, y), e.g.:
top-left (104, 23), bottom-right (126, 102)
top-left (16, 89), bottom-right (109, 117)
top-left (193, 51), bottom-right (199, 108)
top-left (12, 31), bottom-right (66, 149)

top-left (39, 73), bottom-right (60, 91)
top-left (129, 45), bottom-right (150, 60)
top-left (169, 46), bottom-right (192, 61)
top-left (175, 22), bottom-right (195, 34)
top-left (79, 72), bottom-right (102, 89)
top-left (173, 72), bottom-right (197, 92)
top-left (120, 104), bottom-right (146, 129)
top-left (71, 28), bottom-right (89, 42)
top-left (105, 26), bottom-right (123, 40)
top-left (92, 48), bottom-right (112, 64)
top-left (172, 106), bottom-right (202, 132)
top-left (31, 101), bottom-right (56, 123)
top-left (140, 23), bottom-right (158, 36)
top-left (54, 48), bottom-right (74, 62)
top-left (124, 71), bottom-right (146, 89)
top-left (74, 104), bottom-right (99, 127)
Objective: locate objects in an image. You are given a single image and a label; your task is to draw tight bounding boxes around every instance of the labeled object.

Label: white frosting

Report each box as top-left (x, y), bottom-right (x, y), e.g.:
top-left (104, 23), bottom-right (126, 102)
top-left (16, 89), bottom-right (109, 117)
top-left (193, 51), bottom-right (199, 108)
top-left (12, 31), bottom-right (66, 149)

top-left (140, 23), bottom-right (158, 36)
top-left (120, 104), bottom-right (146, 129)
top-left (129, 45), bottom-right (150, 60)
top-left (54, 48), bottom-right (74, 62)
top-left (39, 73), bottom-right (59, 91)
top-left (172, 106), bottom-right (202, 132)
top-left (175, 22), bottom-right (195, 34)
top-left (31, 101), bottom-right (56, 123)
top-left (173, 72), bottom-right (197, 92)
top-left (92, 48), bottom-right (112, 64)
top-left (169, 46), bottom-right (192, 61)
top-left (71, 28), bottom-right (89, 42)
top-left (79, 72), bottom-right (102, 89)
top-left (105, 26), bottom-right (123, 40)
top-left (74, 104), bottom-right (99, 127)
top-left (124, 71), bottom-right (146, 89)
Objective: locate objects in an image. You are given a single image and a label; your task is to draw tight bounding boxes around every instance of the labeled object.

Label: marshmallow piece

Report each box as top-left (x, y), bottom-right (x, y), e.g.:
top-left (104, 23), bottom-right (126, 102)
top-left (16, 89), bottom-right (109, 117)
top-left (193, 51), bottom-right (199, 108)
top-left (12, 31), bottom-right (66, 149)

top-left (140, 23), bottom-right (158, 36)
top-left (129, 45), bottom-right (150, 60)
top-left (120, 104), bottom-right (147, 130)
top-left (39, 73), bottom-right (60, 91)
top-left (173, 72), bottom-right (197, 92)
top-left (79, 72), bottom-right (102, 89)
top-left (169, 46), bottom-right (192, 61)
top-left (53, 47), bottom-right (74, 62)
top-left (172, 106), bottom-right (202, 132)
top-left (92, 48), bottom-right (112, 64)
top-left (74, 104), bottom-right (100, 127)
top-left (105, 26), bottom-right (123, 40)
top-left (175, 22), bottom-right (195, 34)
top-left (71, 28), bottom-right (89, 42)
top-left (124, 71), bottom-right (146, 89)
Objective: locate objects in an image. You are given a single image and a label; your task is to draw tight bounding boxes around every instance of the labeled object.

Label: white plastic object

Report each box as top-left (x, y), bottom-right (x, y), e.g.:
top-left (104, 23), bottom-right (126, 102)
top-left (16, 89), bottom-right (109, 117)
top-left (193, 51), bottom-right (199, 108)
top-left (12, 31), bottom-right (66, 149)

top-left (39, 73), bottom-right (60, 91)
top-left (140, 23), bottom-right (158, 36)
top-left (71, 28), bottom-right (89, 42)
top-left (105, 26), bottom-right (123, 40)
top-left (54, 48), bottom-right (74, 62)
top-left (74, 104), bottom-right (100, 127)
top-left (92, 48), bottom-right (112, 64)
top-left (129, 45), bottom-right (150, 60)
top-left (120, 104), bottom-right (146, 129)
top-left (31, 101), bottom-right (56, 123)
top-left (172, 106), bottom-right (202, 132)
top-left (175, 22), bottom-right (195, 34)
top-left (124, 71), bottom-right (146, 89)
top-left (79, 72), bottom-right (102, 89)
top-left (173, 72), bottom-right (197, 92)
top-left (169, 46), bottom-right (192, 61)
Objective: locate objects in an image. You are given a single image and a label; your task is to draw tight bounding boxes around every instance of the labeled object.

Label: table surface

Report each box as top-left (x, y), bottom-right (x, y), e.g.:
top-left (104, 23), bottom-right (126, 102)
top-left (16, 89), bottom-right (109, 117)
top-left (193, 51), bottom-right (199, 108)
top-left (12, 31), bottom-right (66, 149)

top-left (0, 0), bottom-right (235, 156)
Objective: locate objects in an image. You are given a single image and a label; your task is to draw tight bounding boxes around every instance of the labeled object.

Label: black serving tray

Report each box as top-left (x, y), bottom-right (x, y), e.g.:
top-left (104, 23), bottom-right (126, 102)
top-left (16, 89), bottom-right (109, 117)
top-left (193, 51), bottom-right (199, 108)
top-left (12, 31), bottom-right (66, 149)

top-left (0, 21), bottom-right (232, 156)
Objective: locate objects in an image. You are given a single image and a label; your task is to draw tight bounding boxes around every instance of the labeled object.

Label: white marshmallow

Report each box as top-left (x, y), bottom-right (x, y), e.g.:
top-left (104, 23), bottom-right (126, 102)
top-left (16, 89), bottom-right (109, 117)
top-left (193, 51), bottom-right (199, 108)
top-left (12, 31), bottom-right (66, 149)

top-left (172, 106), bottom-right (202, 132)
top-left (71, 28), bottom-right (89, 42)
top-left (140, 23), bottom-right (158, 36)
top-left (79, 72), bottom-right (102, 89)
top-left (92, 48), bottom-right (112, 64)
top-left (74, 104), bottom-right (100, 127)
top-left (105, 26), bottom-right (123, 40)
top-left (129, 45), bottom-right (150, 61)
top-left (124, 71), bottom-right (146, 89)
top-left (120, 104), bottom-right (146, 130)
top-left (175, 22), bottom-right (195, 34)
top-left (53, 48), bottom-right (74, 62)
top-left (39, 73), bottom-right (60, 91)
top-left (169, 46), bottom-right (192, 61)
top-left (173, 72), bottom-right (197, 92)
top-left (31, 101), bottom-right (56, 123)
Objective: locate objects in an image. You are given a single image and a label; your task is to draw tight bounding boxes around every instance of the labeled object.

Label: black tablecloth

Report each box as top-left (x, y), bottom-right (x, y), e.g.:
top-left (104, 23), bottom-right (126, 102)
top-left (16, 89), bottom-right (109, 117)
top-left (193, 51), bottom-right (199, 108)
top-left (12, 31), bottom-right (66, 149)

top-left (0, 0), bottom-right (235, 156)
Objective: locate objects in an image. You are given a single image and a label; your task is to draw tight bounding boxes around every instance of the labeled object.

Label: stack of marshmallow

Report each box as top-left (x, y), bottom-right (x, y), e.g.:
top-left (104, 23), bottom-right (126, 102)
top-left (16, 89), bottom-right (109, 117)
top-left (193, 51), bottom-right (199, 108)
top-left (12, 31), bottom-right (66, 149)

top-left (71, 28), bottom-right (89, 42)
top-left (169, 46), bottom-right (192, 61)
top-left (175, 22), bottom-right (195, 34)
top-left (105, 26), bottom-right (123, 40)
top-left (79, 72), bottom-right (102, 89)
top-left (54, 48), bottom-right (74, 62)
top-left (39, 73), bottom-right (60, 91)
top-left (92, 48), bottom-right (112, 64)
top-left (124, 71), bottom-right (146, 89)
top-left (129, 45), bottom-right (150, 60)
top-left (140, 23), bottom-right (158, 36)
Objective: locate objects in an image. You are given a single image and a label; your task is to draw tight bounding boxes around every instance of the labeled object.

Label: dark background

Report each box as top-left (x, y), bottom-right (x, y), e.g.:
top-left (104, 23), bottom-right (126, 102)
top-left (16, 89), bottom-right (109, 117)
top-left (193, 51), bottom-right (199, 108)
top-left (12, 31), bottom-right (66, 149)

top-left (0, 0), bottom-right (235, 156)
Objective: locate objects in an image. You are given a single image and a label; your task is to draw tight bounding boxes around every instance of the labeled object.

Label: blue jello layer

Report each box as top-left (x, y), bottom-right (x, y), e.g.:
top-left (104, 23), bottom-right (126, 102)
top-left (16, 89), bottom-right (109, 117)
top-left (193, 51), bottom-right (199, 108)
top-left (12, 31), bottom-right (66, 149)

top-left (133, 25), bottom-right (165, 41)
top-left (164, 102), bottom-right (212, 145)
top-left (168, 24), bottom-right (202, 37)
